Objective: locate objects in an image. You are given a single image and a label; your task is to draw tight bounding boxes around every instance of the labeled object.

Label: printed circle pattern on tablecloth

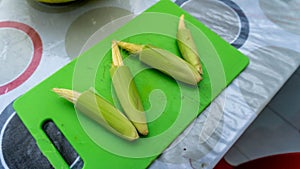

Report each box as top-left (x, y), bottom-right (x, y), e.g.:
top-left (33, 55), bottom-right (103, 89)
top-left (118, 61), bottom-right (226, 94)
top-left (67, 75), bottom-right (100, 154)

top-left (259, 0), bottom-right (300, 35)
top-left (0, 102), bottom-right (52, 168)
top-left (0, 102), bottom-right (84, 168)
top-left (65, 7), bottom-right (132, 59)
top-left (176, 0), bottom-right (249, 48)
top-left (0, 29), bottom-right (32, 85)
top-left (0, 21), bottom-right (42, 95)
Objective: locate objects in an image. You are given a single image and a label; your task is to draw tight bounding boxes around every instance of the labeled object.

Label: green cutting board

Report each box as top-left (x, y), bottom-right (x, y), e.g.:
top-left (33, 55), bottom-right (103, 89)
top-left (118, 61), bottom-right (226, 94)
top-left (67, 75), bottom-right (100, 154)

top-left (13, 0), bottom-right (249, 168)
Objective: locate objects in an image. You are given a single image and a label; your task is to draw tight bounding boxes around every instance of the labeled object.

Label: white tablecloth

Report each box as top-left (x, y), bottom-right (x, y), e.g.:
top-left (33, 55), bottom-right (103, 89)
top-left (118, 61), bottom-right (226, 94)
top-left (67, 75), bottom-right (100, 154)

top-left (0, 0), bottom-right (299, 168)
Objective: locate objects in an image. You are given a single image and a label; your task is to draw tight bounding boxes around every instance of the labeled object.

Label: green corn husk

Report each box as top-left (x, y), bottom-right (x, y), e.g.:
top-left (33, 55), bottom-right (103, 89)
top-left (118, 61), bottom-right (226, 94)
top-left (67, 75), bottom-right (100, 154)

top-left (117, 41), bottom-right (202, 85)
top-left (177, 14), bottom-right (203, 75)
top-left (110, 41), bottom-right (148, 135)
top-left (53, 88), bottom-right (139, 141)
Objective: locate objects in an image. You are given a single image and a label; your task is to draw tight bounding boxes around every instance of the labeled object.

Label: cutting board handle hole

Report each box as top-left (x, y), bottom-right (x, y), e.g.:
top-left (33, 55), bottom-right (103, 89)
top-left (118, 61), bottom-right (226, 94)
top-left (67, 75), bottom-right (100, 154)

top-left (42, 120), bottom-right (84, 168)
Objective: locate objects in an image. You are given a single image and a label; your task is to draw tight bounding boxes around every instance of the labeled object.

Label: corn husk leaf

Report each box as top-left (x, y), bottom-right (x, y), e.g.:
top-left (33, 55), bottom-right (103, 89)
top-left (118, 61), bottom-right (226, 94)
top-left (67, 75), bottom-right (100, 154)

top-left (117, 41), bottom-right (202, 85)
top-left (110, 66), bottom-right (148, 135)
top-left (139, 46), bottom-right (202, 85)
top-left (110, 41), bottom-right (148, 135)
top-left (75, 89), bottom-right (139, 141)
top-left (177, 14), bottom-right (203, 74)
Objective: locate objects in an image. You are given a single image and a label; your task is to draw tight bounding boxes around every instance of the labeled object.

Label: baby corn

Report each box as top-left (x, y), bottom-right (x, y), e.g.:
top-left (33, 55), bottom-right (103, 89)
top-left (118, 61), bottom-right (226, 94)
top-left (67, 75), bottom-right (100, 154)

top-left (52, 88), bottom-right (139, 141)
top-left (177, 14), bottom-right (203, 75)
top-left (110, 41), bottom-right (148, 135)
top-left (117, 41), bottom-right (202, 85)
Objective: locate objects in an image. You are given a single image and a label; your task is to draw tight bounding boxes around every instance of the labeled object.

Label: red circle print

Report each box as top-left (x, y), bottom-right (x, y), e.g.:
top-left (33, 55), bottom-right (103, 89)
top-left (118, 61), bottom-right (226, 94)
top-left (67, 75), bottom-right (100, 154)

top-left (0, 21), bottom-right (42, 95)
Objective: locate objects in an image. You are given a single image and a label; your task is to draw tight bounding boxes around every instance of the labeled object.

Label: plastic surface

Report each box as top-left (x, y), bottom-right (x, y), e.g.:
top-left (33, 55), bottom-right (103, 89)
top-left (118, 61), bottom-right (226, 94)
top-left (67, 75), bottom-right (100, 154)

top-left (0, 0), bottom-right (299, 169)
top-left (13, 1), bottom-right (249, 168)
